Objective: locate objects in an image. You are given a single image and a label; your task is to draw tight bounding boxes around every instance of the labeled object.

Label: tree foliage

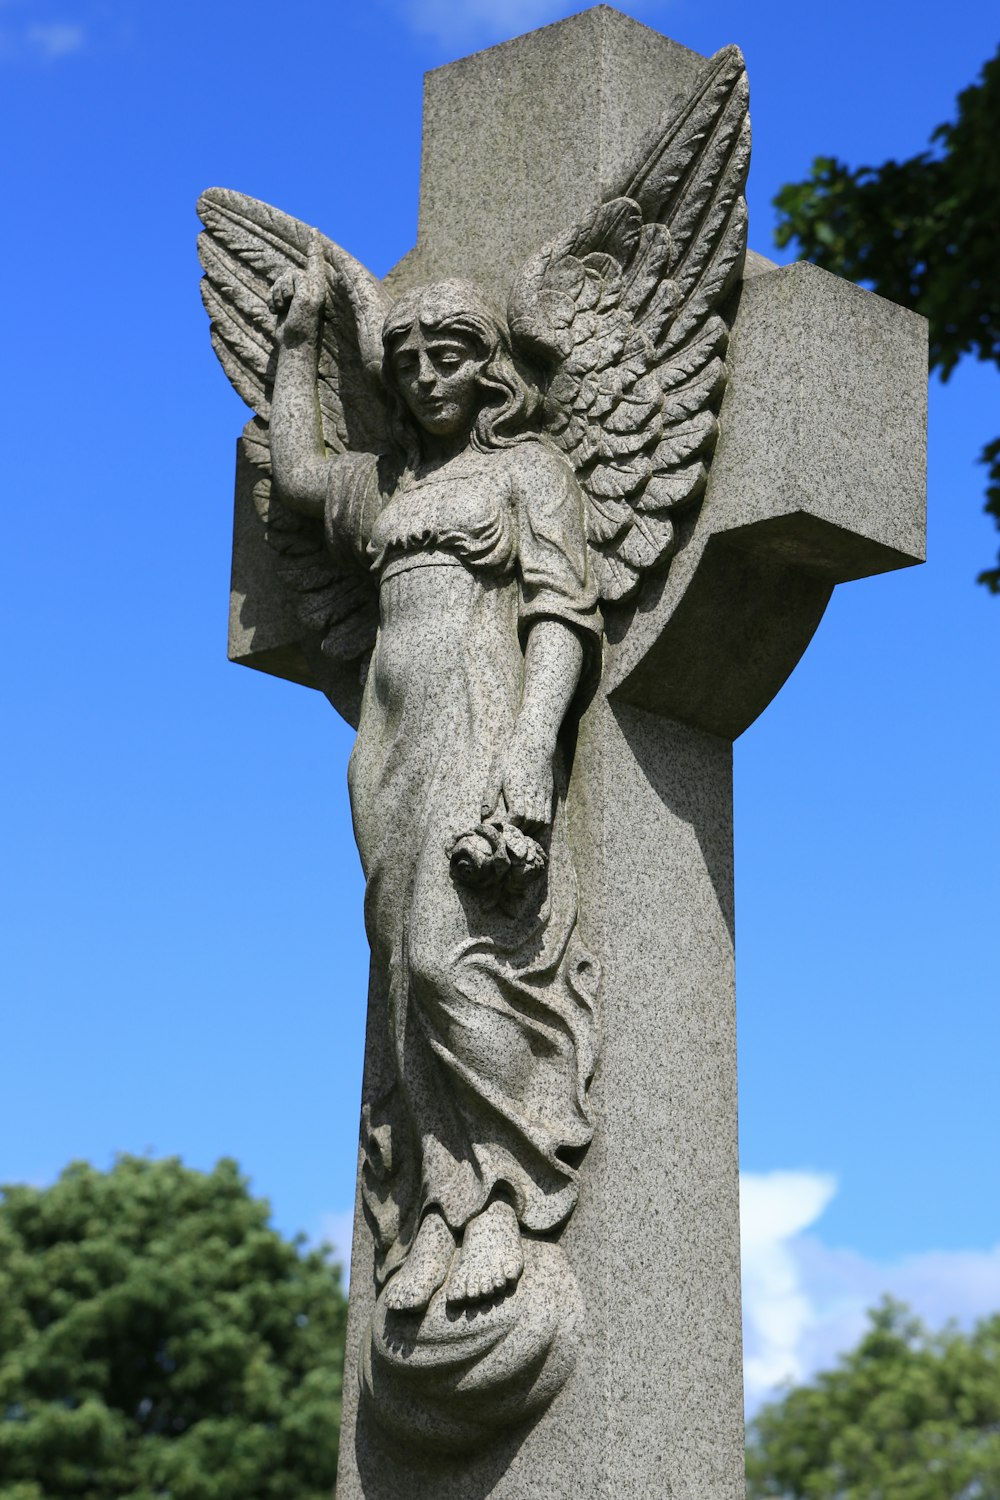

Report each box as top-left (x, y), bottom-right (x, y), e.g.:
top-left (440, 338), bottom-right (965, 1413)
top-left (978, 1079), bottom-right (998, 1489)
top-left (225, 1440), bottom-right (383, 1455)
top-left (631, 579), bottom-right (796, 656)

top-left (746, 1299), bottom-right (1000, 1499)
top-left (773, 47), bottom-right (1000, 590)
top-left (0, 1156), bottom-right (347, 1500)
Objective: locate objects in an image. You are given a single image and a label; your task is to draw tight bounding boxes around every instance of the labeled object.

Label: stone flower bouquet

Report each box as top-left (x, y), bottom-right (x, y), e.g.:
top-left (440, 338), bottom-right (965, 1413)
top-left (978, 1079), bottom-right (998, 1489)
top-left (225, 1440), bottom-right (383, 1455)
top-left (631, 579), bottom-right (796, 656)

top-left (449, 815), bottom-right (547, 907)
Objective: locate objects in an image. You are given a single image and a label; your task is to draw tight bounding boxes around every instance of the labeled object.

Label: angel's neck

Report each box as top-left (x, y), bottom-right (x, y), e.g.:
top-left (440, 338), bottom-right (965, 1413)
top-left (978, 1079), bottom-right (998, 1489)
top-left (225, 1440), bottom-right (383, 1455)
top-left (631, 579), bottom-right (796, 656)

top-left (417, 428), bottom-right (476, 470)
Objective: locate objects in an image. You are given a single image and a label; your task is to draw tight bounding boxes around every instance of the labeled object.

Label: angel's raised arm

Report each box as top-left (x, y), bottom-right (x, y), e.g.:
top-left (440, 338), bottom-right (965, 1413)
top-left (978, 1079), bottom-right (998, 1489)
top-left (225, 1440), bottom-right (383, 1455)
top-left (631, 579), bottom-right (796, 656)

top-left (269, 233), bottom-right (338, 518)
top-left (198, 188), bottom-right (394, 522)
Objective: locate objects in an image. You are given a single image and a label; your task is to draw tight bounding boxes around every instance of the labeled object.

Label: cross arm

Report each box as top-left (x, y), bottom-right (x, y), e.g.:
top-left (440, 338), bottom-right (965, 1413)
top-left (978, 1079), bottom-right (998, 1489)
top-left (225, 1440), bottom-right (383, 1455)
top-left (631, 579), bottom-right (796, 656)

top-left (605, 260), bottom-right (928, 739)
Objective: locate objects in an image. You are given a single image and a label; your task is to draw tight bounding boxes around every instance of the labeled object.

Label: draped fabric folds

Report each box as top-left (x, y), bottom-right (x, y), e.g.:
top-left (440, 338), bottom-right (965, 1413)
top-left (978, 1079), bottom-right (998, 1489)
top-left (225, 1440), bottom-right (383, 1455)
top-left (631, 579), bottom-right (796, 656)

top-left (327, 441), bottom-right (601, 1282)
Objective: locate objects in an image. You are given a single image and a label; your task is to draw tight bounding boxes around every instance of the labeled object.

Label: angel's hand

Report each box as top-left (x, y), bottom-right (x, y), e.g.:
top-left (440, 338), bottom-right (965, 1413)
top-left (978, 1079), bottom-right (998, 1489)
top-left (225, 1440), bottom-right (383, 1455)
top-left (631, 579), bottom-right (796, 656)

top-left (271, 230), bottom-right (327, 347)
top-left (482, 729), bottom-right (554, 828)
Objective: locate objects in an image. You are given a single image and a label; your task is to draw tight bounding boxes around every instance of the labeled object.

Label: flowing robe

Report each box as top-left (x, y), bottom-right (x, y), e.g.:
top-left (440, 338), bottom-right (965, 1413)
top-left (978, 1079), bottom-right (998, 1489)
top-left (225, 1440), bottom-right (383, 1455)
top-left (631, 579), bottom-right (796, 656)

top-left (326, 438), bottom-right (601, 1282)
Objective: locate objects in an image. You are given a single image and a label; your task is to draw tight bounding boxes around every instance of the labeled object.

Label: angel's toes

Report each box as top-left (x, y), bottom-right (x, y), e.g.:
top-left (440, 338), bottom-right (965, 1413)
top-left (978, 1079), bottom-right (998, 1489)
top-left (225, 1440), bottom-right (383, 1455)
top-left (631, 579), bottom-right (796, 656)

top-left (503, 1257), bottom-right (523, 1286)
top-left (472, 1269), bottom-right (504, 1304)
top-left (445, 1275), bottom-right (469, 1309)
top-left (383, 1282), bottom-right (406, 1311)
top-left (385, 1273), bottom-right (422, 1312)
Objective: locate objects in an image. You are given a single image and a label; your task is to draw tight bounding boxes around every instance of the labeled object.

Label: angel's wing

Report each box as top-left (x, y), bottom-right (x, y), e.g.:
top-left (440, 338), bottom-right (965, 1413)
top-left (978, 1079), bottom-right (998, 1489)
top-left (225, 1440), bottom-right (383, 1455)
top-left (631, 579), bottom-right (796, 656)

top-left (508, 46), bottom-right (750, 603)
top-left (197, 188), bottom-right (392, 663)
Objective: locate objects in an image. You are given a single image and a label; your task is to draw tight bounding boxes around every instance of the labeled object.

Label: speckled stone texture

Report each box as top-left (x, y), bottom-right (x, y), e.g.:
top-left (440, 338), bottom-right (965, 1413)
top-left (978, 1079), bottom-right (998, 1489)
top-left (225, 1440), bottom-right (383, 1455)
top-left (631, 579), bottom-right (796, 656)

top-left (606, 260), bottom-right (928, 736)
top-left (388, 7), bottom-right (703, 300)
top-left (212, 8), bottom-right (926, 1497)
top-left (337, 706), bottom-right (742, 1500)
top-left (331, 15), bottom-right (923, 1500)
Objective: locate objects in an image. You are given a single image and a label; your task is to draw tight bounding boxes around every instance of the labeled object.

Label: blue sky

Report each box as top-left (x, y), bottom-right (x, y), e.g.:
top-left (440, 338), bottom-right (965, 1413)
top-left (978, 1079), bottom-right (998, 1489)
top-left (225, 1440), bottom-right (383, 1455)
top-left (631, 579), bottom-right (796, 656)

top-left (2, 0), bottom-right (997, 1409)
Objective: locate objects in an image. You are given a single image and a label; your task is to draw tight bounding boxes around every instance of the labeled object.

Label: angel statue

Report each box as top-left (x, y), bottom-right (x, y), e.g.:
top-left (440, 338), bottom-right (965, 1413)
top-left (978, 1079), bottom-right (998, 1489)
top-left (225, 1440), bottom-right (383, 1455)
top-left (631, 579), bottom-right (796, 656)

top-left (199, 43), bottom-right (748, 1447)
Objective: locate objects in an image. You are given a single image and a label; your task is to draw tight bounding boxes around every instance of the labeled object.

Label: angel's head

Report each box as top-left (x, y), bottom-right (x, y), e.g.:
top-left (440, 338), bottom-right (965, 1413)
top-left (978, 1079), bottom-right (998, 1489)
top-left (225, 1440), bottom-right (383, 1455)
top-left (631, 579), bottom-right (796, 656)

top-left (382, 281), bottom-right (539, 461)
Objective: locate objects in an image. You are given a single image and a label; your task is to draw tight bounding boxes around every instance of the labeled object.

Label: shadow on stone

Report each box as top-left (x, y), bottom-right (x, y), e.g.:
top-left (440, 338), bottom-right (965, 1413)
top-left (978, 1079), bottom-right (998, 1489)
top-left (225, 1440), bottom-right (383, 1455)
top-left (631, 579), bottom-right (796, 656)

top-left (610, 698), bottom-right (737, 942)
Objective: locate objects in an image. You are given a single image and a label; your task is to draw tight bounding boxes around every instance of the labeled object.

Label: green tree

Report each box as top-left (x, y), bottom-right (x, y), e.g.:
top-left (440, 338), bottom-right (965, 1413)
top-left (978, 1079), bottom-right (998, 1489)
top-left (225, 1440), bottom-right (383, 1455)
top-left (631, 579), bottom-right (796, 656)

top-left (773, 47), bottom-right (1000, 590)
top-left (0, 1156), bottom-right (347, 1499)
top-left (746, 1299), bottom-right (1000, 1499)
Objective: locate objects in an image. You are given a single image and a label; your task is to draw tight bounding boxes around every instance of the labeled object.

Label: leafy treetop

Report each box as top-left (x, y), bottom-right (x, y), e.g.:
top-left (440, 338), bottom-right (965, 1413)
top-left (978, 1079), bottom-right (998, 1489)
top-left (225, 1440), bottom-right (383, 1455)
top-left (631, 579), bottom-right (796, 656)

top-left (746, 1298), bottom-right (1000, 1500)
top-left (0, 1155), bottom-right (346, 1500)
top-left (773, 47), bottom-right (1000, 590)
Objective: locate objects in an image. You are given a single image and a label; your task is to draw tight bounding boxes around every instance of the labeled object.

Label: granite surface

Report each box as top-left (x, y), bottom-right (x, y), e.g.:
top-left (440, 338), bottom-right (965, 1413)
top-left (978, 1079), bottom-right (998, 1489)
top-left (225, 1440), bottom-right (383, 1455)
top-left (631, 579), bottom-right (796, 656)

top-left (202, 22), bottom-right (752, 1465)
top-left (608, 261), bottom-right (927, 734)
top-left (337, 704), bottom-right (744, 1500)
top-left (390, 7), bottom-right (704, 301)
top-left (334, 15), bottom-right (753, 1499)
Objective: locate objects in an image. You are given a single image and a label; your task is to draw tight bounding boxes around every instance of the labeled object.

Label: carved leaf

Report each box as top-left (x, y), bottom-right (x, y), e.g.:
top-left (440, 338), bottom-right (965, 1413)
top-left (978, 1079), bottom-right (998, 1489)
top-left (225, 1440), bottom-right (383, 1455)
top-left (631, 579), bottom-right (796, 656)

top-left (245, 455), bottom-right (379, 667)
top-left (320, 600), bottom-right (381, 663)
top-left (640, 463), bottom-right (708, 514)
top-left (508, 44), bottom-right (749, 602)
top-left (198, 188), bottom-right (389, 668)
top-left (201, 280), bottom-right (271, 413)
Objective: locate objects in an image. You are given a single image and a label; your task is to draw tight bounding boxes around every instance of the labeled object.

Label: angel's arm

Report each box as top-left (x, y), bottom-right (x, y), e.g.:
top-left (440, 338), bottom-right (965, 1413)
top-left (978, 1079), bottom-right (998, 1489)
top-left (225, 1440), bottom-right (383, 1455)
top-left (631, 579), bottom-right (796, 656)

top-left (483, 449), bottom-right (599, 827)
top-left (482, 619), bottom-right (584, 826)
top-left (520, 619), bottom-right (584, 754)
top-left (268, 233), bottom-right (336, 519)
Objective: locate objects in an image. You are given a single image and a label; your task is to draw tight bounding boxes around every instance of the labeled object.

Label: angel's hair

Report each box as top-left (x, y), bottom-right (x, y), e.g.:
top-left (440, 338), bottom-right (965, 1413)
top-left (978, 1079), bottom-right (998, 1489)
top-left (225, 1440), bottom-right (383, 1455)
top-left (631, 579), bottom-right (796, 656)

top-left (382, 280), bottom-right (540, 465)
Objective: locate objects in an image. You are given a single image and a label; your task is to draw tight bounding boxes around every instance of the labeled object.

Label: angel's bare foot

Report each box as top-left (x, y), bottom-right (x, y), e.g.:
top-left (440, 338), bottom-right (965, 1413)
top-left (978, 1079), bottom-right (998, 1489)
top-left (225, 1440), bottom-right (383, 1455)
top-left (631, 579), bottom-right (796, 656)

top-left (383, 1211), bottom-right (455, 1312)
top-left (445, 1199), bottom-right (524, 1309)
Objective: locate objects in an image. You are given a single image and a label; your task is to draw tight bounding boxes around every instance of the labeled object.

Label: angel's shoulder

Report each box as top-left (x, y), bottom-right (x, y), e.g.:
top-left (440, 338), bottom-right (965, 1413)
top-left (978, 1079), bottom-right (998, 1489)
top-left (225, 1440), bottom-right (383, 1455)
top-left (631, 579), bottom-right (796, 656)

top-left (505, 436), bottom-right (577, 494)
top-left (327, 448), bottom-right (382, 500)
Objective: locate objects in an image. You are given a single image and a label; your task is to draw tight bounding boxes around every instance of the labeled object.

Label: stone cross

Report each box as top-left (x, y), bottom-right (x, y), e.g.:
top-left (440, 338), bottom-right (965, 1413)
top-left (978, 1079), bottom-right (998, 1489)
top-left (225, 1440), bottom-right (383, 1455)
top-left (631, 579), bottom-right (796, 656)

top-left (222, 10), bottom-right (925, 1497)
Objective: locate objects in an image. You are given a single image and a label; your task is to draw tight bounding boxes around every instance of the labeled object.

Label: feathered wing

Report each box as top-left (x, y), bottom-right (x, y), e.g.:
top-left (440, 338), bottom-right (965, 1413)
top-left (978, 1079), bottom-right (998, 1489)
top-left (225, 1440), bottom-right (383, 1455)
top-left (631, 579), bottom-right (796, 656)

top-left (508, 45), bottom-right (750, 603)
top-left (197, 187), bottom-right (392, 663)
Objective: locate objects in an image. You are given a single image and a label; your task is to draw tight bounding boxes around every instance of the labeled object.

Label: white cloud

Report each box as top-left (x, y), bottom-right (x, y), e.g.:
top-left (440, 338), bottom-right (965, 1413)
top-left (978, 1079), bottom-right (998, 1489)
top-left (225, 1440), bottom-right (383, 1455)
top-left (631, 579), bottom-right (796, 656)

top-left (741, 1170), bottom-right (838, 1399)
top-left (316, 1207), bottom-right (355, 1280)
top-left (0, 13), bottom-right (87, 62)
top-left (27, 22), bottom-right (85, 57)
top-left (785, 1235), bottom-right (1000, 1393)
top-left (740, 1169), bottom-right (1000, 1414)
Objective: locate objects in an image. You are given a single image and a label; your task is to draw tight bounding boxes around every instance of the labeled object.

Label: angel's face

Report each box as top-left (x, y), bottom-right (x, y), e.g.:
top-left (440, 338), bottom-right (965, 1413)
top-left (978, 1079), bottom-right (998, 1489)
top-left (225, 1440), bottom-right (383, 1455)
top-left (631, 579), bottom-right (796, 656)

top-left (391, 327), bottom-right (483, 440)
